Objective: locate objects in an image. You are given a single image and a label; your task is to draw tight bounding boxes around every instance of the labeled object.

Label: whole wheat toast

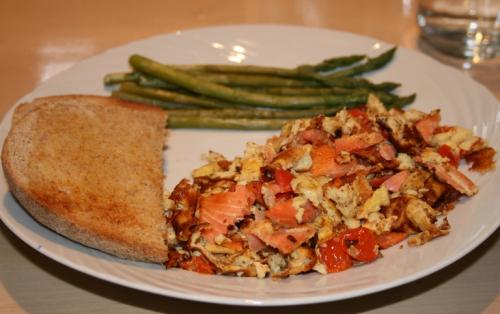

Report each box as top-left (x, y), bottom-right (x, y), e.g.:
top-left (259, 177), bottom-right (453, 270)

top-left (2, 95), bottom-right (169, 262)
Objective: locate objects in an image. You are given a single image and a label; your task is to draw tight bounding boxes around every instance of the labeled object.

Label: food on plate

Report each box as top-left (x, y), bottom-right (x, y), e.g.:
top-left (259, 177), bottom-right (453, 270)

top-left (164, 94), bottom-right (496, 277)
top-left (1, 95), bottom-right (168, 262)
top-left (104, 48), bottom-right (417, 129)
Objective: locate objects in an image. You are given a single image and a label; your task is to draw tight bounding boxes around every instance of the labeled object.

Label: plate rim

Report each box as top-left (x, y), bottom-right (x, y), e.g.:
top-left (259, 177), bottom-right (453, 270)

top-left (0, 24), bottom-right (499, 306)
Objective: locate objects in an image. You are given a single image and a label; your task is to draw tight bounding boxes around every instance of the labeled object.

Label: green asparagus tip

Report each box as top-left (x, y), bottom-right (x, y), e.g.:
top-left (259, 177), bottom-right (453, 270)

top-left (389, 93), bottom-right (416, 109)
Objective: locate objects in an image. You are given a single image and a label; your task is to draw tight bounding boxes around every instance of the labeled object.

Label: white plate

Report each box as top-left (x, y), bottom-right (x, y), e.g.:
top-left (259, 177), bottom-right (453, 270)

top-left (0, 25), bottom-right (499, 306)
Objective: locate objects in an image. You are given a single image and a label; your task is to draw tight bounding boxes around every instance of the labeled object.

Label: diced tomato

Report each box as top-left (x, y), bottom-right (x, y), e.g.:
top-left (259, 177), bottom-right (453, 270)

top-left (348, 107), bottom-right (372, 131)
top-left (260, 175), bottom-right (292, 207)
top-left (437, 144), bottom-right (460, 167)
top-left (165, 250), bottom-right (183, 268)
top-left (332, 177), bottom-right (344, 188)
top-left (179, 255), bottom-right (216, 274)
top-left (340, 227), bottom-right (378, 262)
top-left (275, 191), bottom-right (295, 202)
top-left (376, 232), bottom-right (408, 249)
top-left (169, 180), bottom-right (199, 241)
top-left (465, 147), bottom-right (496, 173)
top-left (370, 175), bottom-right (392, 188)
top-left (274, 169), bottom-right (294, 193)
top-left (246, 181), bottom-right (265, 205)
top-left (318, 227), bottom-right (378, 273)
top-left (318, 237), bottom-right (353, 273)
top-left (168, 250), bottom-right (218, 274)
top-left (348, 108), bottom-right (367, 118)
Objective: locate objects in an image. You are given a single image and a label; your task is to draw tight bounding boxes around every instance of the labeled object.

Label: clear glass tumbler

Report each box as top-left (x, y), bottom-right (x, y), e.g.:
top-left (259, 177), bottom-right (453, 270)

top-left (417, 0), bottom-right (500, 60)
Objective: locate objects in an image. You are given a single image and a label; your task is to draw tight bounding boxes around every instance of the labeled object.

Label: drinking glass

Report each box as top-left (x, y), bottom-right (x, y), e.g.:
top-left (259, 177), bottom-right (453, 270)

top-left (417, 0), bottom-right (500, 61)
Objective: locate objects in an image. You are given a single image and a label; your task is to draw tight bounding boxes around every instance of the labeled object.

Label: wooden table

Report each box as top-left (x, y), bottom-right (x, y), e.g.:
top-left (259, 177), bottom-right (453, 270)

top-left (0, 1), bottom-right (498, 313)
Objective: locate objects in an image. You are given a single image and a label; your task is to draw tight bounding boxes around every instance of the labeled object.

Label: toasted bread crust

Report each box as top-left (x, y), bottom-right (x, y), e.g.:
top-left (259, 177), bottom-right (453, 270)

top-left (2, 95), bottom-right (168, 262)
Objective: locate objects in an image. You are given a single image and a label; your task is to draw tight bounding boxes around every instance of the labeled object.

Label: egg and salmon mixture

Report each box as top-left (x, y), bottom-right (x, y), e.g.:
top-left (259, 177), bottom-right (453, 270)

top-left (163, 95), bottom-right (496, 278)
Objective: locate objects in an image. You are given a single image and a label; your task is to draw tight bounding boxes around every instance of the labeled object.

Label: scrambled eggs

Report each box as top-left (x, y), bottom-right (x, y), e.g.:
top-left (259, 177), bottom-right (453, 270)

top-left (164, 95), bottom-right (496, 278)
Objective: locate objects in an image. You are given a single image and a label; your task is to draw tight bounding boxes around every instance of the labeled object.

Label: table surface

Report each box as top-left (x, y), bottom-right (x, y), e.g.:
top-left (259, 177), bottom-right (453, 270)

top-left (0, 1), bottom-right (499, 313)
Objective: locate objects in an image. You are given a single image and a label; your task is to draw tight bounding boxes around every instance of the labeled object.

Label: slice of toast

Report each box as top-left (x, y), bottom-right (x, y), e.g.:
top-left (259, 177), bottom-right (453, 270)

top-left (2, 95), bottom-right (169, 262)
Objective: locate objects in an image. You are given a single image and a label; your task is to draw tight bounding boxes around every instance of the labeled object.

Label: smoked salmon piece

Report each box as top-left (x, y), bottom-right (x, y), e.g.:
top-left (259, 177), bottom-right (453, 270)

top-left (382, 170), bottom-right (409, 192)
top-left (379, 141), bottom-right (397, 160)
top-left (415, 112), bottom-right (440, 143)
top-left (198, 185), bottom-right (254, 242)
top-left (433, 164), bottom-right (478, 196)
top-left (265, 199), bottom-right (298, 227)
top-left (335, 132), bottom-right (384, 153)
top-left (244, 232), bottom-right (266, 252)
top-left (298, 129), bottom-right (330, 145)
top-left (246, 220), bottom-right (315, 254)
top-left (311, 144), bottom-right (358, 178)
top-left (265, 199), bottom-right (319, 227)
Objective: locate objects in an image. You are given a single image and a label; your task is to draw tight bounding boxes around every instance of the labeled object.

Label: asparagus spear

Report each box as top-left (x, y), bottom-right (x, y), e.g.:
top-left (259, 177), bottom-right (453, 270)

top-left (114, 89), bottom-right (355, 119)
top-left (316, 54), bottom-right (367, 69)
top-left (387, 93), bottom-right (416, 109)
top-left (241, 87), bottom-right (400, 103)
top-left (297, 54), bottom-right (366, 73)
top-left (174, 64), bottom-right (300, 78)
top-left (374, 82), bottom-right (401, 92)
top-left (114, 70), bottom-right (400, 94)
top-left (327, 47), bottom-right (397, 77)
top-left (137, 74), bottom-right (181, 90)
top-left (129, 54), bottom-right (370, 109)
top-left (103, 72), bottom-right (140, 85)
top-left (191, 72), bottom-right (321, 87)
top-left (119, 82), bottom-right (251, 109)
top-left (188, 48), bottom-right (396, 84)
top-left (168, 116), bottom-right (288, 129)
top-left (166, 107), bottom-right (346, 119)
top-left (138, 70), bottom-right (321, 88)
top-left (107, 47), bottom-right (400, 92)
top-left (111, 90), bottom-right (201, 109)
top-left (113, 88), bottom-right (413, 130)
top-left (114, 89), bottom-right (414, 130)
top-left (120, 74), bottom-right (413, 110)
top-left (138, 72), bottom-right (319, 89)
top-left (103, 71), bottom-right (185, 91)
top-left (309, 74), bottom-right (400, 91)
top-left (174, 54), bottom-right (366, 77)
top-left (166, 94), bottom-right (415, 129)
top-left (239, 86), bottom-right (357, 96)
top-left (242, 86), bottom-right (404, 105)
